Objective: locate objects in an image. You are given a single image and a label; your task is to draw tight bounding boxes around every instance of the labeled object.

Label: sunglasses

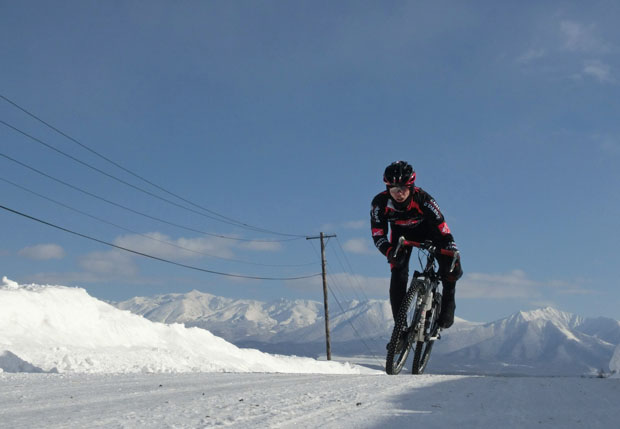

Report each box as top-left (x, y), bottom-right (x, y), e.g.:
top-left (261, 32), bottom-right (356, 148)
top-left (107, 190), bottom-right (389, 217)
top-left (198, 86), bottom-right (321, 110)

top-left (389, 185), bottom-right (409, 193)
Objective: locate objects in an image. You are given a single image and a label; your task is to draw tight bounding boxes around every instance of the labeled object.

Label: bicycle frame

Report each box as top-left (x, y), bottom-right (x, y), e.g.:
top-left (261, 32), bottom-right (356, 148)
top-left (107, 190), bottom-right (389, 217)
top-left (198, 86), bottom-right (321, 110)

top-left (385, 236), bottom-right (458, 374)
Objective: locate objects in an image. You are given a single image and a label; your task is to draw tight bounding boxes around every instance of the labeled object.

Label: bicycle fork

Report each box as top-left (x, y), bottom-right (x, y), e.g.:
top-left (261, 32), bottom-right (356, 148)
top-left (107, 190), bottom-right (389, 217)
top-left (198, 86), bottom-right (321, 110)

top-left (414, 283), bottom-right (434, 342)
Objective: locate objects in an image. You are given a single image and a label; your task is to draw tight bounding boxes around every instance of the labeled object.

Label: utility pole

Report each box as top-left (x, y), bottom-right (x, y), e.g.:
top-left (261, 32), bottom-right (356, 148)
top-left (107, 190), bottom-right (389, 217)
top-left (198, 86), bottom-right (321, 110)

top-left (306, 232), bottom-right (336, 360)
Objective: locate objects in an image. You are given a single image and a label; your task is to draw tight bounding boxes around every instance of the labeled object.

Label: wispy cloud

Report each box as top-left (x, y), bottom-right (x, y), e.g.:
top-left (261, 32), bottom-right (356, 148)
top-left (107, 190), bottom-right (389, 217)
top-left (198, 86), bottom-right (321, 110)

top-left (288, 270), bottom-right (592, 302)
top-left (79, 250), bottom-right (139, 277)
top-left (560, 21), bottom-right (615, 84)
top-left (18, 244), bottom-right (65, 260)
top-left (597, 135), bottom-right (620, 155)
top-left (517, 19), bottom-right (615, 84)
top-left (238, 240), bottom-right (282, 252)
top-left (341, 238), bottom-right (375, 255)
top-left (458, 270), bottom-right (592, 299)
top-left (343, 220), bottom-right (366, 229)
top-left (22, 271), bottom-right (107, 286)
top-left (327, 272), bottom-right (388, 296)
top-left (458, 270), bottom-right (537, 299)
top-left (516, 48), bottom-right (546, 64)
top-left (113, 232), bottom-right (235, 260)
top-left (582, 59), bottom-right (614, 83)
top-left (560, 21), bottom-right (611, 54)
top-left (21, 270), bottom-right (166, 287)
top-left (286, 272), bottom-right (388, 298)
top-left (320, 219), bottom-right (367, 232)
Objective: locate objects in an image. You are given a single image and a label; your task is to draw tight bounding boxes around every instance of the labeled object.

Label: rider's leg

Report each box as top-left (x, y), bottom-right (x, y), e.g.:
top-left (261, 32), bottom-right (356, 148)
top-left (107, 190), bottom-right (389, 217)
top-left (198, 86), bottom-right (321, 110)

top-left (437, 254), bottom-right (463, 329)
top-left (389, 265), bottom-right (409, 321)
top-left (438, 281), bottom-right (456, 328)
top-left (388, 248), bottom-right (412, 321)
top-left (387, 250), bottom-right (412, 350)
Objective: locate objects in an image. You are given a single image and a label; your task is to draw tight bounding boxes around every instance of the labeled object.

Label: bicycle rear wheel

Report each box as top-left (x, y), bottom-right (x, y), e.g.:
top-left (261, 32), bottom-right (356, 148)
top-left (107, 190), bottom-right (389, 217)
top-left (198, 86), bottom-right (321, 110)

top-left (385, 280), bottom-right (424, 375)
top-left (411, 292), bottom-right (441, 374)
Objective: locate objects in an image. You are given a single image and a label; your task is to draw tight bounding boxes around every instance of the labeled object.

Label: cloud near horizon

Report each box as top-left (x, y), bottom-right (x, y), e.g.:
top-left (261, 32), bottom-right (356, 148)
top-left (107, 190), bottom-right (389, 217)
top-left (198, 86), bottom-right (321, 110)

top-left (113, 232), bottom-right (235, 261)
top-left (79, 250), bottom-right (139, 277)
top-left (343, 220), bottom-right (366, 229)
top-left (286, 271), bottom-right (389, 298)
top-left (458, 270), bottom-right (591, 300)
top-left (18, 244), bottom-right (65, 260)
top-left (319, 219), bottom-right (367, 232)
top-left (238, 240), bottom-right (282, 252)
top-left (342, 238), bottom-right (375, 255)
top-left (285, 269), bottom-right (592, 304)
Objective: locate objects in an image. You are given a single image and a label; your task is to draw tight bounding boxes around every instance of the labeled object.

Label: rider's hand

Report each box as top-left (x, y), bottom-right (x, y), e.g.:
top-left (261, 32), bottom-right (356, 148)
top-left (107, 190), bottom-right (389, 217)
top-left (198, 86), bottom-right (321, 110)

top-left (444, 242), bottom-right (458, 252)
top-left (441, 242), bottom-right (463, 280)
top-left (386, 247), bottom-right (407, 267)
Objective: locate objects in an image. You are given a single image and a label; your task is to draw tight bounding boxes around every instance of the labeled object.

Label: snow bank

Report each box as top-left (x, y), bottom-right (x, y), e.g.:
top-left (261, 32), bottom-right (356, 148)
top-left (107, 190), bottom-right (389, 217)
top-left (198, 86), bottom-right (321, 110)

top-left (610, 344), bottom-right (620, 378)
top-left (0, 277), bottom-right (375, 375)
top-left (0, 350), bottom-right (48, 373)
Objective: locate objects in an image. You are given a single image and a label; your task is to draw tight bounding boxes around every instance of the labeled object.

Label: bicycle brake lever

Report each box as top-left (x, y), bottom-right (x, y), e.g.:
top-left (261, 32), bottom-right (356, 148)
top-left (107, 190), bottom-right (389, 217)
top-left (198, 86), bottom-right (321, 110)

top-left (449, 250), bottom-right (460, 272)
top-left (393, 236), bottom-right (405, 257)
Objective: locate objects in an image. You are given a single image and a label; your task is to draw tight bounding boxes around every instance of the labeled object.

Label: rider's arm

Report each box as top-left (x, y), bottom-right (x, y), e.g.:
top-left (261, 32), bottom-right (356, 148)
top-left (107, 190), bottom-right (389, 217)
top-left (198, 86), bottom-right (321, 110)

top-left (370, 193), bottom-right (391, 256)
top-left (419, 190), bottom-right (455, 246)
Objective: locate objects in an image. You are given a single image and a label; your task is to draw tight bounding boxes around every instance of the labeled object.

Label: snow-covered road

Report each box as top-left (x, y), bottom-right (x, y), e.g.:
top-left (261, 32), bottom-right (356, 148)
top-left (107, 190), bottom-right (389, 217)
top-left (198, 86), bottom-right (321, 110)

top-left (2, 373), bottom-right (618, 428)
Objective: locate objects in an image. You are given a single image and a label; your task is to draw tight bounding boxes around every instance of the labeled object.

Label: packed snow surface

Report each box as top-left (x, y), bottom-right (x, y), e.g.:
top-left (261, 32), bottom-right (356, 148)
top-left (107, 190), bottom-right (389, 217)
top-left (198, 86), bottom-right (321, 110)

top-left (0, 277), bottom-right (371, 375)
top-left (1, 372), bottom-right (619, 428)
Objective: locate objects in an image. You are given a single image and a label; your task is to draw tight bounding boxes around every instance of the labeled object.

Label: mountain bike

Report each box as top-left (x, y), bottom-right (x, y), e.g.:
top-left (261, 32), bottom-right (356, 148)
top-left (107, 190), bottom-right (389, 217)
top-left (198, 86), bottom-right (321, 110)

top-left (385, 237), bottom-right (459, 375)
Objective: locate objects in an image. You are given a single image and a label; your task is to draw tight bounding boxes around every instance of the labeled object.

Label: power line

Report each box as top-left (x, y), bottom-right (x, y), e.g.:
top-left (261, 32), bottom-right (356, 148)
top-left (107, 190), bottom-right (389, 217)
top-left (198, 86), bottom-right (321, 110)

top-left (1, 94), bottom-right (306, 238)
top-left (324, 276), bottom-right (384, 368)
top-left (333, 237), bottom-right (372, 302)
top-left (0, 176), bottom-right (316, 268)
top-left (328, 245), bottom-right (368, 303)
top-left (0, 152), bottom-right (294, 243)
top-left (308, 240), bottom-right (351, 310)
top-left (332, 237), bottom-right (388, 349)
top-left (311, 236), bottom-right (389, 360)
top-left (1, 118), bottom-right (305, 238)
top-left (307, 237), bottom-right (384, 366)
top-left (0, 203), bottom-right (321, 281)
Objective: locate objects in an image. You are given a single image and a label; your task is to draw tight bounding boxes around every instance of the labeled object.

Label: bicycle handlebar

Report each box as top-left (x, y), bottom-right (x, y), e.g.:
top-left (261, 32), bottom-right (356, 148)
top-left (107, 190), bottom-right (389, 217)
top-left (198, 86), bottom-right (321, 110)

top-left (395, 236), bottom-right (457, 257)
top-left (398, 237), bottom-right (458, 256)
top-left (394, 236), bottom-right (460, 272)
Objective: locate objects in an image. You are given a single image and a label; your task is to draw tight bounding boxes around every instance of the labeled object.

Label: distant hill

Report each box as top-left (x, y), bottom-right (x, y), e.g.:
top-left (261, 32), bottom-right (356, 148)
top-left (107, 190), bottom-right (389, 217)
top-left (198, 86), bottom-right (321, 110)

top-left (116, 291), bottom-right (620, 375)
top-left (430, 307), bottom-right (619, 375)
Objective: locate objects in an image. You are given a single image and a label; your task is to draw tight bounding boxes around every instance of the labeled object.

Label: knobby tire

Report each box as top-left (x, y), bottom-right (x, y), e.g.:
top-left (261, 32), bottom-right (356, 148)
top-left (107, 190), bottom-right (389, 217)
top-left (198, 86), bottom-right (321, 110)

top-left (385, 280), bottom-right (424, 375)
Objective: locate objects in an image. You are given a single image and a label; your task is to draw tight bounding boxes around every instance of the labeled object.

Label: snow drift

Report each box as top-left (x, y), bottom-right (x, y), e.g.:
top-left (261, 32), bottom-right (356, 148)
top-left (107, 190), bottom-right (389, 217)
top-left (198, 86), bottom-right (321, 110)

top-left (0, 277), bottom-right (373, 374)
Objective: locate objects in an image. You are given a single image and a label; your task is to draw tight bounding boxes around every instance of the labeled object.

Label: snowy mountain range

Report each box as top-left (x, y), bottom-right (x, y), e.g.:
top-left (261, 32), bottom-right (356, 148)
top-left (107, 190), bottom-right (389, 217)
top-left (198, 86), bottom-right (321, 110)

top-left (116, 290), bottom-right (620, 376)
top-left (430, 307), bottom-right (620, 376)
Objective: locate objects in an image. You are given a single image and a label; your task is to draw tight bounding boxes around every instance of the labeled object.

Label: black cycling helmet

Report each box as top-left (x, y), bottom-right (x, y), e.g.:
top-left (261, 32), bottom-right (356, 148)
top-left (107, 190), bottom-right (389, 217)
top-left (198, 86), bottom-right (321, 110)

top-left (383, 161), bottom-right (416, 187)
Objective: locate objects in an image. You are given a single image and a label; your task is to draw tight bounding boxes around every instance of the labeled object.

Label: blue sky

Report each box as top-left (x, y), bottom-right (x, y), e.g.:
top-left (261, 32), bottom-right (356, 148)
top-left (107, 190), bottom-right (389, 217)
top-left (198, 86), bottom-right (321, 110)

top-left (1, 1), bottom-right (619, 322)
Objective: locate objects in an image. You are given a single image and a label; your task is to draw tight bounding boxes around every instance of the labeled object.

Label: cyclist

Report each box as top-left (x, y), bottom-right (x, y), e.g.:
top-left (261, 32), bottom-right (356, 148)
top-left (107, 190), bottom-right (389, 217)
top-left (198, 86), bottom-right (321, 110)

top-left (370, 160), bottom-right (463, 332)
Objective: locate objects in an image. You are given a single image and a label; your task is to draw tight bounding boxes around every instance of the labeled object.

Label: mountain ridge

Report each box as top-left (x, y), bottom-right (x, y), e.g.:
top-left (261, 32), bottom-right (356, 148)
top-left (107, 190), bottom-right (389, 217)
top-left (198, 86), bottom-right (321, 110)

top-left (115, 291), bottom-right (620, 375)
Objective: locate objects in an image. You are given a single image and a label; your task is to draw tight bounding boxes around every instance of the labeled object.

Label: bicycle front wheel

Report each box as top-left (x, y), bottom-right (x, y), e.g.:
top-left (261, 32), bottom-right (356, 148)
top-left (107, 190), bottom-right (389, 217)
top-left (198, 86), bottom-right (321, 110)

top-left (385, 280), bottom-right (424, 375)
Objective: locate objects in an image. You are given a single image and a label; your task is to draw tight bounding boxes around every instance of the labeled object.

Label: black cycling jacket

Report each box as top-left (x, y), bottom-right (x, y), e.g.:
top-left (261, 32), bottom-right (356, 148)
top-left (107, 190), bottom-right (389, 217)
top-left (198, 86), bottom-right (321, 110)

top-left (370, 187), bottom-right (455, 257)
